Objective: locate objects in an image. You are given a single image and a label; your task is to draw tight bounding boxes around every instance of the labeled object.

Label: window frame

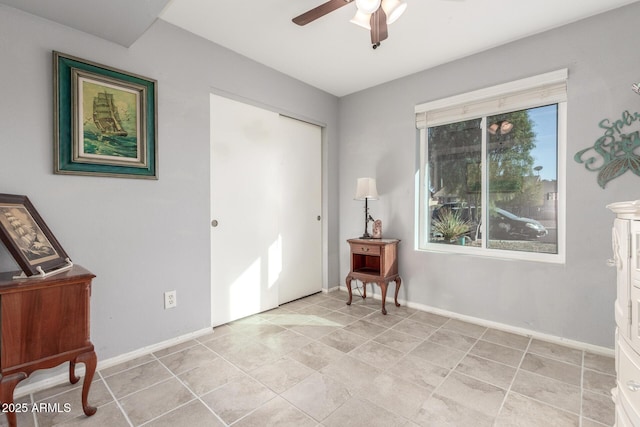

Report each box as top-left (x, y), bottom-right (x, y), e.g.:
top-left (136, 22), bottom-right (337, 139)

top-left (415, 70), bottom-right (567, 263)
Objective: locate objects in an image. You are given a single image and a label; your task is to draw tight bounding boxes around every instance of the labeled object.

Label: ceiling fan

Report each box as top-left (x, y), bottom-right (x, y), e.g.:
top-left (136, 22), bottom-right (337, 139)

top-left (292, 0), bottom-right (408, 49)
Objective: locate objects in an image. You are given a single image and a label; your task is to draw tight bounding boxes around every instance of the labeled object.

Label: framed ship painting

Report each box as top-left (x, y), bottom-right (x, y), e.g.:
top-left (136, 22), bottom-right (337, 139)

top-left (0, 194), bottom-right (71, 277)
top-left (53, 52), bottom-right (158, 179)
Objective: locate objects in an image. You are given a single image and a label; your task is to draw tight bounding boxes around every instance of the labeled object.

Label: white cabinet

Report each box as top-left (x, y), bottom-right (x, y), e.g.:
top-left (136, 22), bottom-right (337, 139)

top-left (612, 218), bottom-right (631, 339)
top-left (608, 200), bottom-right (640, 426)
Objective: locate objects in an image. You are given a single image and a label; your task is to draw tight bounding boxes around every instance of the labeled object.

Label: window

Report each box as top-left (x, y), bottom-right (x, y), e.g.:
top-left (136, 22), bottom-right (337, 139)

top-left (415, 70), bottom-right (567, 263)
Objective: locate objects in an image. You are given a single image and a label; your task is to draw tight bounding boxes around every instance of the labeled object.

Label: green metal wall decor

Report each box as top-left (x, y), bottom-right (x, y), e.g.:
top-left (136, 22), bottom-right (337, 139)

top-left (574, 110), bottom-right (640, 188)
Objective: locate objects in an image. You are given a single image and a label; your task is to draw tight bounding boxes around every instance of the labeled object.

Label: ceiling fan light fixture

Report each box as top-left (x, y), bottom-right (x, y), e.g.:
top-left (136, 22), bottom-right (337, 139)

top-left (488, 120), bottom-right (514, 135)
top-left (381, 0), bottom-right (407, 24)
top-left (350, 9), bottom-right (371, 29)
top-left (355, 0), bottom-right (381, 14)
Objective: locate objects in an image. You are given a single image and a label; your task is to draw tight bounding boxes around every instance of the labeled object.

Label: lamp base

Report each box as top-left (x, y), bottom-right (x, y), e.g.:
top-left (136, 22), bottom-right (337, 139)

top-left (360, 233), bottom-right (373, 239)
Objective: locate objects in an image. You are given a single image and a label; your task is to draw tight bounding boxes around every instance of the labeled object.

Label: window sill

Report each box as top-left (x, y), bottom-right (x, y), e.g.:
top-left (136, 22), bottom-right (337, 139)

top-left (417, 242), bottom-right (565, 264)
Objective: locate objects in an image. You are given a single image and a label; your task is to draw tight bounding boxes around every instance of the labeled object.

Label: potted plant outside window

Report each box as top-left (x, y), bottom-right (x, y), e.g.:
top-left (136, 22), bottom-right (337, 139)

top-left (432, 208), bottom-right (471, 244)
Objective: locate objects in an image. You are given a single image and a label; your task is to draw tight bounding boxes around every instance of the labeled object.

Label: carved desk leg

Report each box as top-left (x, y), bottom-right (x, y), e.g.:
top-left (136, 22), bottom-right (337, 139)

top-left (1, 372), bottom-right (27, 427)
top-left (74, 350), bottom-right (98, 416)
top-left (346, 276), bottom-right (353, 306)
top-left (379, 281), bottom-right (388, 315)
top-left (69, 360), bottom-right (80, 384)
top-left (394, 276), bottom-right (402, 308)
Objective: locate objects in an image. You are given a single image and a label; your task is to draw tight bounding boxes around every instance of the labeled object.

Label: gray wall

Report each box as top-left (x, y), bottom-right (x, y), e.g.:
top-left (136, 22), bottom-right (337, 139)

top-left (338, 2), bottom-right (640, 348)
top-left (0, 6), bottom-right (340, 361)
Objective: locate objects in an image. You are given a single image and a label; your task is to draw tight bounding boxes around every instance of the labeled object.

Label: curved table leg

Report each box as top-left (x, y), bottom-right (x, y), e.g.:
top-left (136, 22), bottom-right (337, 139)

top-left (69, 360), bottom-right (80, 384)
top-left (362, 282), bottom-right (367, 299)
top-left (379, 281), bottom-right (388, 315)
top-left (394, 277), bottom-right (402, 308)
top-left (74, 350), bottom-right (98, 417)
top-left (346, 276), bottom-right (353, 306)
top-left (1, 372), bottom-right (27, 427)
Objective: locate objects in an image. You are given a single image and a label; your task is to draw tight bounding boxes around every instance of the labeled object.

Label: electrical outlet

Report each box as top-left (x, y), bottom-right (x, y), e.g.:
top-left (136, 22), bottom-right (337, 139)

top-left (164, 290), bottom-right (177, 309)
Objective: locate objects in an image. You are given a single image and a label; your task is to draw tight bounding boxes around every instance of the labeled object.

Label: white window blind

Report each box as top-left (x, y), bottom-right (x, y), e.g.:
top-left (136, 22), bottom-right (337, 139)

top-left (415, 69), bottom-right (568, 129)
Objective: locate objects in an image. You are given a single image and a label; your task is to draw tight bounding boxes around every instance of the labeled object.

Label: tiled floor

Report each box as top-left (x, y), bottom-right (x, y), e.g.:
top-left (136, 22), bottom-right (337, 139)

top-left (4, 290), bottom-right (615, 426)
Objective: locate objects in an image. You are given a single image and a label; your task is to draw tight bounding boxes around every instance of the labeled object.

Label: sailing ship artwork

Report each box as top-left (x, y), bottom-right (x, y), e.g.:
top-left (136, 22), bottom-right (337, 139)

top-left (0, 206), bottom-right (57, 265)
top-left (55, 52), bottom-right (157, 178)
top-left (78, 77), bottom-right (141, 164)
top-left (93, 91), bottom-right (128, 138)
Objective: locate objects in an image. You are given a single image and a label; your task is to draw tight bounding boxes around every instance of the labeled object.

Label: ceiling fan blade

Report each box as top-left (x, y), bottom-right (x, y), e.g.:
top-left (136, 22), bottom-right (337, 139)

top-left (370, 6), bottom-right (388, 47)
top-left (293, 0), bottom-right (353, 26)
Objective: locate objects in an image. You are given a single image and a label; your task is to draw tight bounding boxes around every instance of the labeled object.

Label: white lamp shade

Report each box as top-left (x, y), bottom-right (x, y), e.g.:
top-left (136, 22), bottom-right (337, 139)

top-left (355, 177), bottom-right (379, 200)
top-left (355, 0), bottom-right (381, 15)
top-left (381, 0), bottom-right (407, 24)
top-left (350, 9), bottom-right (371, 29)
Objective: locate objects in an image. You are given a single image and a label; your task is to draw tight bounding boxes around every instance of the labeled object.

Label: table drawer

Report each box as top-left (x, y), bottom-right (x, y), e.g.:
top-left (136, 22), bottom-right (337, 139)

top-left (351, 244), bottom-right (381, 255)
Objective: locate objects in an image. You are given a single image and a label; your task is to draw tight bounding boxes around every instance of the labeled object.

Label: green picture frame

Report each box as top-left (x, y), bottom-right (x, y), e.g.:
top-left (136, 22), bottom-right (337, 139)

top-left (53, 52), bottom-right (157, 179)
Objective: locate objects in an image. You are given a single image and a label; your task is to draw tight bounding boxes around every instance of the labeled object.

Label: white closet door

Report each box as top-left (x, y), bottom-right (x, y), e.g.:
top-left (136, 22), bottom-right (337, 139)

top-left (210, 94), bottom-right (282, 326)
top-left (278, 115), bottom-right (322, 304)
top-left (210, 95), bottom-right (322, 326)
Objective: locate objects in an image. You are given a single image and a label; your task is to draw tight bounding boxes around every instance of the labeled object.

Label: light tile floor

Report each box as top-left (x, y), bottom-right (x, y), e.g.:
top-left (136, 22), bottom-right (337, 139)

top-left (3, 290), bottom-right (615, 426)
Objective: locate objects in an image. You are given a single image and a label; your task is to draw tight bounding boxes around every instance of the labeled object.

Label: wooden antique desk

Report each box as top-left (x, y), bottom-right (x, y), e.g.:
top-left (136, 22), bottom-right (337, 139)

top-left (0, 265), bottom-right (97, 427)
top-left (345, 238), bottom-right (401, 315)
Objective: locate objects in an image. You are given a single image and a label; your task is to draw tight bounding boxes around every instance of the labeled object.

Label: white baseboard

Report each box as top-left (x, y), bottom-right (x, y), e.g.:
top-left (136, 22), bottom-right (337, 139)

top-left (339, 285), bottom-right (614, 357)
top-left (14, 327), bottom-right (213, 398)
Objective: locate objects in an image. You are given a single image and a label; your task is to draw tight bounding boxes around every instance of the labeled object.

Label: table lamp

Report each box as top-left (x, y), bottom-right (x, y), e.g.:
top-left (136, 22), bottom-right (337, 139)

top-left (354, 177), bottom-right (378, 239)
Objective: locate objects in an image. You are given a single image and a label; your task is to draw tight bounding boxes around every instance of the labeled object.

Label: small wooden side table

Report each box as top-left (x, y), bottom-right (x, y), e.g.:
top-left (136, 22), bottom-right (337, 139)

top-left (345, 238), bottom-right (401, 315)
top-left (0, 265), bottom-right (97, 427)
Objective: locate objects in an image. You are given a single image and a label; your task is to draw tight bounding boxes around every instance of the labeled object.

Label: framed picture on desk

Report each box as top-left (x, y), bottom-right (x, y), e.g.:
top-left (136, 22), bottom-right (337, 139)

top-left (0, 194), bottom-right (70, 277)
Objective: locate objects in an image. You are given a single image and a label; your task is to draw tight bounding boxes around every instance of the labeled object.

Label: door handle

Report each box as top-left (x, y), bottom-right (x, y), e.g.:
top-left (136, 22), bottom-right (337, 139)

top-left (211, 220), bottom-right (219, 227)
top-left (627, 380), bottom-right (640, 392)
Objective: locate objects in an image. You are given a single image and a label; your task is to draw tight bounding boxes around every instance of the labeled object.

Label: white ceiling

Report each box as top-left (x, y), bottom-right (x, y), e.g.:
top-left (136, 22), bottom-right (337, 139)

top-left (2, 0), bottom-right (639, 96)
top-left (159, 0), bottom-right (640, 96)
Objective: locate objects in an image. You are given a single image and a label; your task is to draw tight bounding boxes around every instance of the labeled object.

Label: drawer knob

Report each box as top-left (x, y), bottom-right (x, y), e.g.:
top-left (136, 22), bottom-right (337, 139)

top-left (627, 380), bottom-right (640, 392)
top-left (361, 247), bottom-right (369, 252)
